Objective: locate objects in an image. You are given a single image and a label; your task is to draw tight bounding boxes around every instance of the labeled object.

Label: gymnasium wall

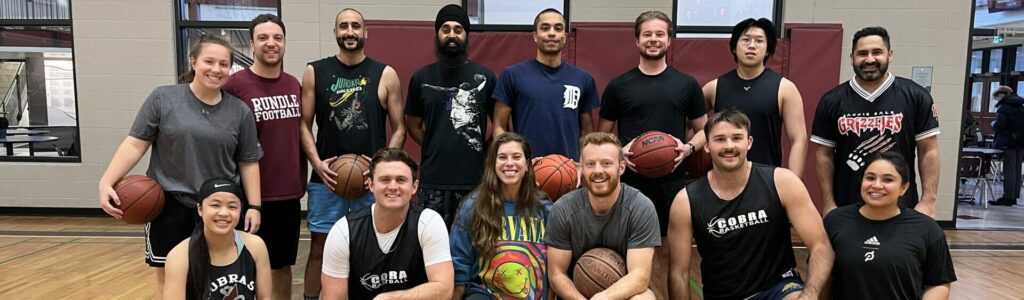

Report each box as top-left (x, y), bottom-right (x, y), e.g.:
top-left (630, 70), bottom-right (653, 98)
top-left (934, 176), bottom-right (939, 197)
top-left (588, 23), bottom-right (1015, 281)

top-left (0, 0), bottom-right (970, 224)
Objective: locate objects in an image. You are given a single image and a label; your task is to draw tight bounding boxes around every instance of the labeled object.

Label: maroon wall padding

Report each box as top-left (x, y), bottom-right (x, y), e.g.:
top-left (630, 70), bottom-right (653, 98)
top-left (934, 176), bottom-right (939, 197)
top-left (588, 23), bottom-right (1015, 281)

top-left (785, 24), bottom-right (844, 207)
top-left (339, 21), bottom-right (843, 208)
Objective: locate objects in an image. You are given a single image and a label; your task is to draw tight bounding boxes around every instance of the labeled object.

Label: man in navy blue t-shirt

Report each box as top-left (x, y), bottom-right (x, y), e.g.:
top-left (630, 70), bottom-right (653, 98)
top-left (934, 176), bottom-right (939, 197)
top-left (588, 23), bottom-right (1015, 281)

top-left (492, 8), bottom-right (599, 160)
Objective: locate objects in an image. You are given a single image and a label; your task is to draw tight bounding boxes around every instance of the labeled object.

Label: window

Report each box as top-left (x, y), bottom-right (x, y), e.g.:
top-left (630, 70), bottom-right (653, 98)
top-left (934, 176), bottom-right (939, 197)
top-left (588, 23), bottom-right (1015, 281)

top-left (990, 81), bottom-right (1001, 112)
top-left (463, 0), bottom-right (568, 31)
top-left (990, 48), bottom-right (1003, 73)
top-left (0, 0), bottom-right (80, 162)
top-left (1016, 47), bottom-right (1024, 72)
top-left (972, 50), bottom-right (983, 74)
top-left (971, 82), bottom-right (983, 112)
top-left (175, 0), bottom-right (280, 79)
top-left (674, 0), bottom-right (782, 34)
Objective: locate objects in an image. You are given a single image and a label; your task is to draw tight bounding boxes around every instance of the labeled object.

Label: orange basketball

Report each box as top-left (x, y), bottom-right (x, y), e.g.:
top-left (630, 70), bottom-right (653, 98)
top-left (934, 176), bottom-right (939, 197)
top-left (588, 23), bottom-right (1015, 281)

top-left (329, 154), bottom-right (371, 199)
top-left (113, 175), bottom-right (165, 224)
top-left (682, 148), bottom-right (712, 179)
top-left (629, 131), bottom-right (680, 178)
top-left (533, 154), bottom-right (578, 201)
top-left (573, 248), bottom-right (627, 298)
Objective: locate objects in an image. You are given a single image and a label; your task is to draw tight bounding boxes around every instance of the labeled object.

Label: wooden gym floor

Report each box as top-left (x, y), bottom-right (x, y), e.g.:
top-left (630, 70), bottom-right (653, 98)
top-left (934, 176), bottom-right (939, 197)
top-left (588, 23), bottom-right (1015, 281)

top-left (0, 216), bottom-right (1022, 299)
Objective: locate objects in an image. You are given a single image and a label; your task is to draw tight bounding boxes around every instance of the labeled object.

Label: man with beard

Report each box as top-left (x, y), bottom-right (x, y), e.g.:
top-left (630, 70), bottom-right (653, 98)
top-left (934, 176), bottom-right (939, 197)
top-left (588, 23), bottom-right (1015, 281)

top-left (493, 8), bottom-right (599, 160)
top-left (596, 11), bottom-right (705, 299)
top-left (668, 109), bottom-right (833, 300)
top-left (299, 8), bottom-right (406, 300)
top-left (702, 18), bottom-right (807, 175)
top-left (546, 132), bottom-right (660, 299)
top-left (221, 14), bottom-right (303, 300)
top-left (811, 26), bottom-right (940, 217)
top-left (406, 4), bottom-right (496, 226)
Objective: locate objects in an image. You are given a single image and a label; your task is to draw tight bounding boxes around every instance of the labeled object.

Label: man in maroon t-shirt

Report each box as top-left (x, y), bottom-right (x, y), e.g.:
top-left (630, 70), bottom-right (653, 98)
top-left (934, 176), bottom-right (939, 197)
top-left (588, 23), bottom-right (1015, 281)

top-left (222, 14), bottom-right (304, 300)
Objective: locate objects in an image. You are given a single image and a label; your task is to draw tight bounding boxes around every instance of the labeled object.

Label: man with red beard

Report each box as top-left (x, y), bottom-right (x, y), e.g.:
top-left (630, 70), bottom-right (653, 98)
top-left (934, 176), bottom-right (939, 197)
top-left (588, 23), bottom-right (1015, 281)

top-left (668, 109), bottom-right (833, 300)
top-left (222, 14), bottom-right (303, 300)
top-left (811, 26), bottom-right (940, 217)
top-left (299, 8), bottom-right (406, 300)
top-left (546, 132), bottom-right (660, 299)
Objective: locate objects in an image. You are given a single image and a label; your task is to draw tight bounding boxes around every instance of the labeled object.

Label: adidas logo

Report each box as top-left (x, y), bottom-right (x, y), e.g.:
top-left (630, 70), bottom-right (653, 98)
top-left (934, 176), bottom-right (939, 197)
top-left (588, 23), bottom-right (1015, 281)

top-left (864, 236), bottom-right (880, 246)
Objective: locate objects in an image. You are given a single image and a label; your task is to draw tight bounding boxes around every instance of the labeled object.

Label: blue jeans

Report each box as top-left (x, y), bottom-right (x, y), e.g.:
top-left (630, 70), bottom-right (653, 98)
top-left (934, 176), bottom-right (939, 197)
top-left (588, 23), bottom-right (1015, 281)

top-left (306, 182), bottom-right (374, 233)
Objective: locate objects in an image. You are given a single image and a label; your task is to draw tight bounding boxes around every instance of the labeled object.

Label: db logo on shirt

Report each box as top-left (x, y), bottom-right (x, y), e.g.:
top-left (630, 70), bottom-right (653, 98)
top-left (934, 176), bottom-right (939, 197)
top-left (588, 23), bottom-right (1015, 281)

top-left (563, 85), bottom-right (580, 109)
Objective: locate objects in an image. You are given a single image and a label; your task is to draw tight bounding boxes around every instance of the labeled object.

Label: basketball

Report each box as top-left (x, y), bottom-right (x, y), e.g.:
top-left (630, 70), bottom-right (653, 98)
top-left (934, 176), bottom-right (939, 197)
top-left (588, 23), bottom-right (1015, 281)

top-left (629, 131), bottom-right (680, 178)
top-left (533, 154), bottom-right (578, 201)
top-left (329, 154), bottom-right (371, 199)
top-left (682, 148), bottom-right (713, 179)
top-left (573, 248), bottom-right (627, 298)
top-left (113, 175), bottom-right (165, 224)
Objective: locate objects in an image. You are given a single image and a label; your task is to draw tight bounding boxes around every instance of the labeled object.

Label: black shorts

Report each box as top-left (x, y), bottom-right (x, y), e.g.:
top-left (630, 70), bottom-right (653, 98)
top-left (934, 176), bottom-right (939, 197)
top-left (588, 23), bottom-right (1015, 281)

top-left (244, 199), bottom-right (301, 269)
top-left (145, 193), bottom-right (200, 267)
top-left (746, 268), bottom-right (805, 300)
top-left (622, 172), bottom-right (691, 236)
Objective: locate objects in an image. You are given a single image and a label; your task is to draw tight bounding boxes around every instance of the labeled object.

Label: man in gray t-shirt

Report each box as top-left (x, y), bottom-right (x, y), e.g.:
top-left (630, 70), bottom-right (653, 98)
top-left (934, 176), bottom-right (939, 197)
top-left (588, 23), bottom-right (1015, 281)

top-left (546, 132), bottom-right (660, 299)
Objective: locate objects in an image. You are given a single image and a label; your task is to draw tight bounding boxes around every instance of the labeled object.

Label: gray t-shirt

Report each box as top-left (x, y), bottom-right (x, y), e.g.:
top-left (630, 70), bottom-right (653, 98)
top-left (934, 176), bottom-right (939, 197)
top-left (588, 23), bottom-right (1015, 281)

top-left (545, 184), bottom-right (661, 272)
top-left (129, 84), bottom-right (263, 202)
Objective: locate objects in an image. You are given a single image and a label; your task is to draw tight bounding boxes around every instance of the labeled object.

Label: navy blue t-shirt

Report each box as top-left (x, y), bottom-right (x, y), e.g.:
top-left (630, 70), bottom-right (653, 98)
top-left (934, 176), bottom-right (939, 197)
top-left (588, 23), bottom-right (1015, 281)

top-left (494, 60), bottom-right (599, 159)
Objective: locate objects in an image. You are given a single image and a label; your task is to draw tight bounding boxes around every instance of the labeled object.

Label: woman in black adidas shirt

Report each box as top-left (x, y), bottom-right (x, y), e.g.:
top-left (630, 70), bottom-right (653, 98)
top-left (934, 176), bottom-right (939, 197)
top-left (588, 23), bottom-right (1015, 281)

top-left (823, 152), bottom-right (956, 299)
top-left (164, 179), bottom-right (272, 299)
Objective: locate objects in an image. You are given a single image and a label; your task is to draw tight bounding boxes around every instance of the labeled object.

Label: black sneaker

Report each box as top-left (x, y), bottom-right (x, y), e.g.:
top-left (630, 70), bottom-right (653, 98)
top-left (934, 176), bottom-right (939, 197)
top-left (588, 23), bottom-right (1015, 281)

top-left (989, 198), bottom-right (1017, 206)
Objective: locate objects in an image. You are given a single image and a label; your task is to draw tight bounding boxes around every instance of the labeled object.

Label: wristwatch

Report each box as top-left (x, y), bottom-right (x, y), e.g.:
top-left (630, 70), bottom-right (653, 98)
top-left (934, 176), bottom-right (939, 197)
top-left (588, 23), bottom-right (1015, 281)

top-left (249, 205), bottom-right (262, 212)
top-left (686, 142), bottom-right (696, 154)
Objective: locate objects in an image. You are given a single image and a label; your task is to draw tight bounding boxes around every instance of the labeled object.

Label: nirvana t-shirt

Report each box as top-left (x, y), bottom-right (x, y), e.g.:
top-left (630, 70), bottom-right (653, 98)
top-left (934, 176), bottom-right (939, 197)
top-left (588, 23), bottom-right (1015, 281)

top-left (223, 68), bottom-right (305, 201)
top-left (405, 62), bottom-right (496, 189)
top-left (308, 56), bottom-right (388, 183)
top-left (545, 184), bottom-right (661, 275)
top-left (494, 60), bottom-right (599, 159)
top-left (129, 84), bottom-right (263, 199)
top-left (600, 66), bottom-right (706, 181)
top-left (450, 194), bottom-right (552, 299)
top-left (824, 205), bottom-right (957, 300)
top-left (811, 74), bottom-right (940, 207)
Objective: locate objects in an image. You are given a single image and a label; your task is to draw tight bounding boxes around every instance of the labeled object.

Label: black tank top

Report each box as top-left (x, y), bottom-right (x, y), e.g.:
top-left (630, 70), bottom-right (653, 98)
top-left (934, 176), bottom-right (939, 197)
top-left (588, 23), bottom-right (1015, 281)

top-left (687, 163), bottom-right (797, 299)
top-left (309, 56), bottom-right (388, 183)
top-left (348, 205), bottom-right (429, 298)
top-left (715, 68), bottom-right (784, 167)
top-left (205, 231), bottom-right (257, 300)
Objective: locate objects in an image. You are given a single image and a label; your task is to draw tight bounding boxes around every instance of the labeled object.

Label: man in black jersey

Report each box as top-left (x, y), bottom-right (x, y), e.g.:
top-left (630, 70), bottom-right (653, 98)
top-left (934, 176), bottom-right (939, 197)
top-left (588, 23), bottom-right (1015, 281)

top-left (668, 109), bottom-right (833, 300)
top-left (406, 4), bottom-right (496, 226)
top-left (702, 18), bottom-right (807, 175)
top-left (811, 26), bottom-right (940, 217)
top-left (596, 10), bottom-right (706, 299)
top-left (299, 8), bottom-right (408, 299)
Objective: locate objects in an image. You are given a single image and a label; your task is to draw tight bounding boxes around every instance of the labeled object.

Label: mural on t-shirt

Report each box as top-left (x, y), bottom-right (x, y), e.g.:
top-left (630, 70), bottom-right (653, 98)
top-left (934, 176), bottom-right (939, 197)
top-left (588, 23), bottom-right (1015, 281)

top-left (836, 111), bottom-right (903, 171)
top-left (328, 76), bottom-right (370, 132)
top-left (471, 215), bottom-right (547, 300)
top-left (421, 73), bottom-right (487, 151)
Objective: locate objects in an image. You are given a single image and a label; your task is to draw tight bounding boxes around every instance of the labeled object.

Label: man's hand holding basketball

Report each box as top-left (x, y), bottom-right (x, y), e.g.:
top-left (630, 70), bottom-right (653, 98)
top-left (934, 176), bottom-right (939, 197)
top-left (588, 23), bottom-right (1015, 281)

top-left (98, 183), bottom-right (123, 219)
top-left (621, 138), bottom-right (638, 172)
top-left (317, 156), bottom-right (339, 190)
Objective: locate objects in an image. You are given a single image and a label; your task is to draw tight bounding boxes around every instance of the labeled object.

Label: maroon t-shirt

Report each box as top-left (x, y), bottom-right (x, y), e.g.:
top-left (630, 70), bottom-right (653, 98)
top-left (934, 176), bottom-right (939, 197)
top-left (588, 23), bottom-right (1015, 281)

top-left (223, 68), bottom-right (305, 201)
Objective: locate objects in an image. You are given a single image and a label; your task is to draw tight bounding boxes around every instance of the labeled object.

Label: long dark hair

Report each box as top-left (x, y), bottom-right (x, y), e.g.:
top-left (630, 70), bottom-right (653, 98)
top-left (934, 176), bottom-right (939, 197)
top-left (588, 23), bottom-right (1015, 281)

top-left (467, 133), bottom-right (546, 259)
top-left (864, 151), bottom-right (911, 185)
top-left (185, 226), bottom-right (210, 300)
top-left (180, 34), bottom-right (235, 83)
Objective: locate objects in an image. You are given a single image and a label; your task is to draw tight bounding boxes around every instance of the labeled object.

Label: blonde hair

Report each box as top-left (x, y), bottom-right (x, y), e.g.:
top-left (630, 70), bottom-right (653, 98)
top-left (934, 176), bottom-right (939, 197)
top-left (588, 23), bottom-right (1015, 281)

top-left (579, 132), bottom-right (622, 158)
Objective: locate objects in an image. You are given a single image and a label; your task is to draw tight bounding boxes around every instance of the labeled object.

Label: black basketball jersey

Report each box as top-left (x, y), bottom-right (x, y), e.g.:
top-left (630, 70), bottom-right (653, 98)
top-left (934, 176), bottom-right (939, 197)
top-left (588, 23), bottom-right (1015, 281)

top-left (347, 205), bottom-right (429, 298)
top-left (205, 231), bottom-right (257, 300)
top-left (687, 163), bottom-right (797, 299)
top-left (811, 75), bottom-right (940, 207)
top-left (309, 56), bottom-right (388, 183)
top-left (715, 68), bottom-right (784, 167)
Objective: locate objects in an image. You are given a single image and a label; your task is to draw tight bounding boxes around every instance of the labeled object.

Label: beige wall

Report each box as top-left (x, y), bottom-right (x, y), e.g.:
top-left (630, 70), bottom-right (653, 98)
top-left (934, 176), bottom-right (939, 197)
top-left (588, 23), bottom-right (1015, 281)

top-left (1, 0), bottom-right (970, 222)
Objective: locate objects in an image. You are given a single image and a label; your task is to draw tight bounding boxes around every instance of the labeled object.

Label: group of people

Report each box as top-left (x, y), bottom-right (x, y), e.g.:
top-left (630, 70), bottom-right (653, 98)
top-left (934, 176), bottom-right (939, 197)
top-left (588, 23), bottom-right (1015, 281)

top-left (96, 4), bottom-right (957, 300)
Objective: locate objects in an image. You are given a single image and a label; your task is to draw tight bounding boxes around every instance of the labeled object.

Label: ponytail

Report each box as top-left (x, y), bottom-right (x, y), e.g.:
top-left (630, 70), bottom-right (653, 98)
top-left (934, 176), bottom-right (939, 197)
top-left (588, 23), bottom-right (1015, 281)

top-left (185, 224), bottom-right (211, 300)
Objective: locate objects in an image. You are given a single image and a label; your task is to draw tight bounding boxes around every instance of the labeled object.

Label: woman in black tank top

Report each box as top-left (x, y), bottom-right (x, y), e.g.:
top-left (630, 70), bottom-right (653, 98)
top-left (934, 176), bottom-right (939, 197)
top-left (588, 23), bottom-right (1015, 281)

top-left (163, 179), bottom-right (272, 299)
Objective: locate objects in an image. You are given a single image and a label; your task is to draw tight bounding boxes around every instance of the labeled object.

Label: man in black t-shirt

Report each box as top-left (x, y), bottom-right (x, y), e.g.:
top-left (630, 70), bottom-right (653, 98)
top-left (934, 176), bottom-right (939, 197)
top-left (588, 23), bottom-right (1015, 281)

top-left (596, 11), bottom-right (706, 299)
top-left (668, 110), bottom-right (833, 300)
top-left (702, 18), bottom-right (807, 175)
top-left (405, 4), bottom-right (496, 226)
top-left (811, 26), bottom-right (940, 217)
